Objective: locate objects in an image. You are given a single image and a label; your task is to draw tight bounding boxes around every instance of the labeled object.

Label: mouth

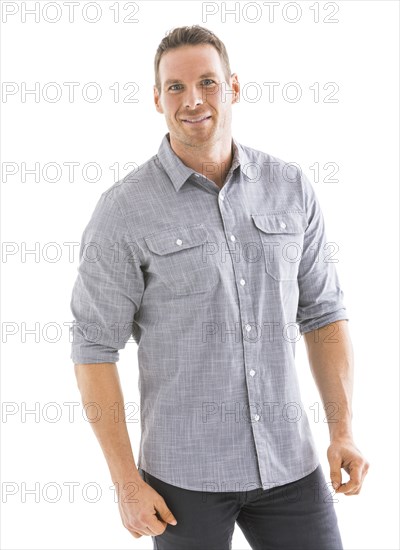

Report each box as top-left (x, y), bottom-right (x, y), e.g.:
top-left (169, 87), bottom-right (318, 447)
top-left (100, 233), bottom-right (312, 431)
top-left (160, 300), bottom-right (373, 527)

top-left (181, 115), bottom-right (212, 125)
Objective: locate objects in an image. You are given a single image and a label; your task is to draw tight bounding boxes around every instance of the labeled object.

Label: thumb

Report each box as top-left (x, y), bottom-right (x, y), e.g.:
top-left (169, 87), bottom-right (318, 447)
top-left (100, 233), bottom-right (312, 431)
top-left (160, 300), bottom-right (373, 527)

top-left (157, 503), bottom-right (178, 526)
top-left (329, 458), bottom-right (342, 491)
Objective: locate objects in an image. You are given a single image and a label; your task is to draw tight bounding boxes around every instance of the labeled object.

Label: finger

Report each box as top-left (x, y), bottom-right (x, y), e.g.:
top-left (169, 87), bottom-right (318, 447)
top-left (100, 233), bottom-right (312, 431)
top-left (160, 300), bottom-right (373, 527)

top-left (336, 480), bottom-right (357, 494)
top-left (328, 455), bottom-right (342, 492)
top-left (130, 526), bottom-right (155, 538)
top-left (146, 514), bottom-right (168, 536)
top-left (337, 463), bottom-right (363, 494)
top-left (132, 511), bottom-right (168, 537)
top-left (361, 463), bottom-right (370, 486)
top-left (145, 523), bottom-right (165, 536)
top-left (346, 463), bottom-right (370, 496)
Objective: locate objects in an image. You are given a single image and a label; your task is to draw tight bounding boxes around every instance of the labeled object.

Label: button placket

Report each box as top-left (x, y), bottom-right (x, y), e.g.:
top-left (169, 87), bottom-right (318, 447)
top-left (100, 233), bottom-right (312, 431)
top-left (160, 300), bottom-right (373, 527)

top-left (218, 195), bottom-right (265, 466)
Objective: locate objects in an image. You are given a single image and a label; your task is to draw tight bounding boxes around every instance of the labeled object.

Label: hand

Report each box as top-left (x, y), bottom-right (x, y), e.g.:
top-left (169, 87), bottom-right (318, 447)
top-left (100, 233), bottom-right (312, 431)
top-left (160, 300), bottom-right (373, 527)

top-left (115, 476), bottom-right (177, 539)
top-left (327, 436), bottom-right (370, 496)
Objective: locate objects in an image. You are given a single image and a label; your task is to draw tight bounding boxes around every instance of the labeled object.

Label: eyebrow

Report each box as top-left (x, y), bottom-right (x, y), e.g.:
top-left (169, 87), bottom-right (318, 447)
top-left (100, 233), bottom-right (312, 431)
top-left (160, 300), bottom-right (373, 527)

top-left (164, 73), bottom-right (219, 87)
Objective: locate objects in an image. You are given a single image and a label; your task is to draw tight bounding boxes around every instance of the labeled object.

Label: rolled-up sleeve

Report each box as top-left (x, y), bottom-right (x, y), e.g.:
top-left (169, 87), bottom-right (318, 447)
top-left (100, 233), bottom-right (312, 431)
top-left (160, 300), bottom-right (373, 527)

top-left (70, 191), bottom-right (145, 364)
top-left (296, 171), bottom-right (349, 335)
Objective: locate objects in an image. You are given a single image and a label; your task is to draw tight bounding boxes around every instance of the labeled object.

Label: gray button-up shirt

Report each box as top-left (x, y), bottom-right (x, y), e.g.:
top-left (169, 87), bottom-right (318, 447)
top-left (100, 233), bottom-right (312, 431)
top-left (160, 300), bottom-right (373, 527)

top-left (70, 132), bottom-right (349, 492)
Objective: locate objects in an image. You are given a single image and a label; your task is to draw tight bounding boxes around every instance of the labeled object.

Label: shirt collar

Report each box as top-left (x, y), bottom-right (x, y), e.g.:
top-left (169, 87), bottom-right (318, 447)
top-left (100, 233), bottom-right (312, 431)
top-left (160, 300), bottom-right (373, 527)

top-left (157, 132), bottom-right (249, 192)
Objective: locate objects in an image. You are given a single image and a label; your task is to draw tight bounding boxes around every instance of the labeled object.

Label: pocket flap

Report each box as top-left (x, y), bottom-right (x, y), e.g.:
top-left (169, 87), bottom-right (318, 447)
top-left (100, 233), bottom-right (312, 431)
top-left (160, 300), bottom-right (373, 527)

top-left (144, 224), bottom-right (208, 255)
top-left (251, 212), bottom-right (307, 234)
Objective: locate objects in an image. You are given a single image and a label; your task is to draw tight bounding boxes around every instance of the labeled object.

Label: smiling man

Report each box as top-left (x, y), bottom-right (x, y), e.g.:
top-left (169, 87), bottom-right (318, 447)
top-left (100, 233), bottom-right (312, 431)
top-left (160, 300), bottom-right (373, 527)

top-left (153, 40), bottom-right (238, 189)
top-left (71, 25), bottom-right (369, 550)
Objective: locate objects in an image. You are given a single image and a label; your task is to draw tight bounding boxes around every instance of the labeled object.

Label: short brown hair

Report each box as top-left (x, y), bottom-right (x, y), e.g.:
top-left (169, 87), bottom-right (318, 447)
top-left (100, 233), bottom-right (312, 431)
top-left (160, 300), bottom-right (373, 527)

top-left (154, 25), bottom-right (232, 94)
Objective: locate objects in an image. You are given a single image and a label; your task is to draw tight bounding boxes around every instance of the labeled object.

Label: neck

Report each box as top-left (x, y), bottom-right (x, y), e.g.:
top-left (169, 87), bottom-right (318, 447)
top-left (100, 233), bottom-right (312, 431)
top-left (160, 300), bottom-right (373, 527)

top-left (168, 133), bottom-right (234, 189)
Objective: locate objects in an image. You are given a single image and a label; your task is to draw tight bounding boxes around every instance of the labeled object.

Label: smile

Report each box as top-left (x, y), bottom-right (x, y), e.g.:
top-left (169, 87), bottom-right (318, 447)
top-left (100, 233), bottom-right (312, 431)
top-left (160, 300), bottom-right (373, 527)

top-left (182, 116), bottom-right (212, 125)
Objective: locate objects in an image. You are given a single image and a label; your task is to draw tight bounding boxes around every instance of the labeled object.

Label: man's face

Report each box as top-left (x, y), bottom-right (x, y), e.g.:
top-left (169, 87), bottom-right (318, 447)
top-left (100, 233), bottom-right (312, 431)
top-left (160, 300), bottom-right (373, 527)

top-left (154, 44), bottom-right (239, 148)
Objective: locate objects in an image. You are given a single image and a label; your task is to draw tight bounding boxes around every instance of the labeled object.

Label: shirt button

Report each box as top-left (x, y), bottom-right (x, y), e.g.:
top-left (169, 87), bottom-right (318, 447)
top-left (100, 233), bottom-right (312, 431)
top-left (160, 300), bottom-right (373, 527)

top-left (280, 221), bottom-right (287, 229)
top-left (219, 194), bottom-right (224, 201)
top-left (254, 414), bottom-right (260, 421)
top-left (245, 324), bottom-right (252, 332)
top-left (176, 239), bottom-right (183, 246)
top-left (249, 369), bottom-right (256, 376)
top-left (230, 235), bottom-right (236, 242)
top-left (239, 279), bottom-right (246, 286)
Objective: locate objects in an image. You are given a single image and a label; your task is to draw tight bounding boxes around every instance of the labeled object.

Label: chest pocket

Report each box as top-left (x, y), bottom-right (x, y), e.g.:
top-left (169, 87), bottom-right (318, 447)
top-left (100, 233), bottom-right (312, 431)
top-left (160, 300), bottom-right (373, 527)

top-left (144, 224), bottom-right (219, 295)
top-left (251, 212), bottom-right (307, 281)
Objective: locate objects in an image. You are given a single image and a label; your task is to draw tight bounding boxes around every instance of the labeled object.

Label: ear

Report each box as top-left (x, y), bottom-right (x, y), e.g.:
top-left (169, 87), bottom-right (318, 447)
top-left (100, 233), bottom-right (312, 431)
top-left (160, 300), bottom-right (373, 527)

top-left (154, 85), bottom-right (164, 114)
top-left (230, 73), bottom-right (240, 104)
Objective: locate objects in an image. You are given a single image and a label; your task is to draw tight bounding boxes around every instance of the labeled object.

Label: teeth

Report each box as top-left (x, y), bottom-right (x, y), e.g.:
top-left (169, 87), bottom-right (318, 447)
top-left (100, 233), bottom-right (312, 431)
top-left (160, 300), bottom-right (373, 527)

top-left (184, 116), bottom-right (209, 123)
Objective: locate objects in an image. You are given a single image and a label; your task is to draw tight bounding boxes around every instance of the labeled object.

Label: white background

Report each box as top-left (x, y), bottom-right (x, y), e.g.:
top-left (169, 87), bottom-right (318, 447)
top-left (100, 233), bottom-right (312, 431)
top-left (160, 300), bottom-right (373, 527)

top-left (1, 1), bottom-right (399, 549)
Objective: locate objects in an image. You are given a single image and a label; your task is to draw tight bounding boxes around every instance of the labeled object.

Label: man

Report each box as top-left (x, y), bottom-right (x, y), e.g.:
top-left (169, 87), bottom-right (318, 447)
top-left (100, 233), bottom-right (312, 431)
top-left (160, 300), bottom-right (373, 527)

top-left (70, 25), bottom-right (369, 550)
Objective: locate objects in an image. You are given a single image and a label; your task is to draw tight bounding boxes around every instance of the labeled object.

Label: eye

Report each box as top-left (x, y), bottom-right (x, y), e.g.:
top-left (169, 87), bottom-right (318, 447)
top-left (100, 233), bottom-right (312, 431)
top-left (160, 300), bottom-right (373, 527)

top-left (168, 84), bottom-right (183, 91)
top-left (168, 80), bottom-right (216, 91)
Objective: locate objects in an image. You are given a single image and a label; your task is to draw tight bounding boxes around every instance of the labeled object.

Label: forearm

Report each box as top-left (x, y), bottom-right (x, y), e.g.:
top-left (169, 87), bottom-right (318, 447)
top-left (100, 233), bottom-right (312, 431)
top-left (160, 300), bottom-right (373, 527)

top-left (303, 320), bottom-right (354, 441)
top-left (74, 362), bottom-right (141, 483)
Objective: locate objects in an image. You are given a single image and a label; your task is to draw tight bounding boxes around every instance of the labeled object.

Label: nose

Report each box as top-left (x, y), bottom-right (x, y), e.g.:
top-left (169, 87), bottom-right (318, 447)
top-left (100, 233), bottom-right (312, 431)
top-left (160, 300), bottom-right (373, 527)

top-left (184, 86), bottom-right (204, 110)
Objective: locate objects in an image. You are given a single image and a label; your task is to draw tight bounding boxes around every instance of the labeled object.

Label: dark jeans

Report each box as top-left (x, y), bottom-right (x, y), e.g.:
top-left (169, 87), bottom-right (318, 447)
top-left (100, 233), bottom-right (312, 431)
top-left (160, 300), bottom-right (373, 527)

top-left (138, 464), bottom-right (344, 550)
